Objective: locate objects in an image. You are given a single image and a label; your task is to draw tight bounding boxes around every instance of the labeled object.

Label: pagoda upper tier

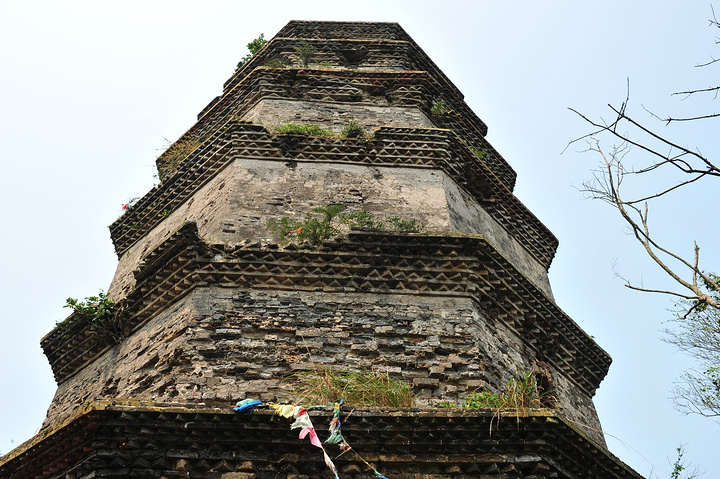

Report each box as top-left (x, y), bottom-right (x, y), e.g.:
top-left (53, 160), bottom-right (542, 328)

top-left (107, 21), bottom-right (558, 303)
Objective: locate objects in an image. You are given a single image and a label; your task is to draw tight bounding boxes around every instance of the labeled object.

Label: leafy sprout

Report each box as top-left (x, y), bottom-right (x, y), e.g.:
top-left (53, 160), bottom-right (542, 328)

top-left (236, 33), bottom-right (268, 70)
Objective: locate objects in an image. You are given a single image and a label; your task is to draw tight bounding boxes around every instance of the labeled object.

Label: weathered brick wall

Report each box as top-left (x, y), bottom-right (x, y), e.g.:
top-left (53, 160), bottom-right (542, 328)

top-left (242, 98), bottom-right (434, 132)
top-left (45, 286), bottom-right (604, 446)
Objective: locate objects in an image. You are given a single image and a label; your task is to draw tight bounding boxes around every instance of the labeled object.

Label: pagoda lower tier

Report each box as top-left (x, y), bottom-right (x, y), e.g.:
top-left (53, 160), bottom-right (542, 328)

top-left (40, 224), bottom-right (609, 447)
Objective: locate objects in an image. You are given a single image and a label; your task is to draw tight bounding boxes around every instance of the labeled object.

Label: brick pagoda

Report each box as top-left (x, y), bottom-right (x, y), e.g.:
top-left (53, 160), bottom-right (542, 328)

top-left (0, 21), bottom-right (643, 478)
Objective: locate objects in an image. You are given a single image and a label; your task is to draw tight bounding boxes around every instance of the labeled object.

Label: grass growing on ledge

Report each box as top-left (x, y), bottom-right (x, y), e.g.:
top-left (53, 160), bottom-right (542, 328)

top-left (469, 146), bottom-right (489, 161)
top-left (273, 123), bottom-right (334, 137)
top-left (268, 205), bottom-right (425, 246)
top-left (264, 55), bottom-right (290, 68)
top-left (271, 121), bottom-right (371, 139)
top-left (340, 120), bottom-right (366, 138)
top-left (384, 215), bottom-right (423, 233)
top-left (461, 369), bottom-right (547, 411)
top-left (158, 136), bottom-right (202, 181)
top-left (294, 369), bottom-right (415, 407)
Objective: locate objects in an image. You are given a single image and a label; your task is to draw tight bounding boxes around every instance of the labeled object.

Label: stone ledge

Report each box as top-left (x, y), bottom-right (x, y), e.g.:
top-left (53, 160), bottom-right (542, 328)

top-left (0, 399), bottom-right (643, 479)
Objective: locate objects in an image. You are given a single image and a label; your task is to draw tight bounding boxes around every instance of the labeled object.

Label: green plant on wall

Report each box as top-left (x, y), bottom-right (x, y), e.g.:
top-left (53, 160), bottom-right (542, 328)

top-left (269, 204), bottom-right (345, 245)
top-left (340, 207), bottom-right (383, 229)
top-left (385, 216), bottom-right (423, 233)
top-left (469, 146), bottom-right (488, 161)
top-left (236, 33), bottom-right (268, 70)
top-left (303, 204), bottom-right (345, 243)
top-left (460, 369), bottom-right (550, 411)
top-left (264, 55), bottom-right (289, 68)
top-left (267, 216), bottom-right (302, 239)
top-left (273, 123), bottom-right (334, 137)
top-left (268, 205), bottom-right (425, 246)
top-left (431, 100), bottom-right (447, 118)
top-left (63, 291), bottom-right (114, 326)
top-left (341, 209), bottom-right (423, 233)
top-left (340, 120), bottom-right (366, 138)
top-left (59, 291), bottom-right (124, 343)
top-left (294, 40), bottom-right (315, 68)
top-left (271, 121), bottom-right (375, 139)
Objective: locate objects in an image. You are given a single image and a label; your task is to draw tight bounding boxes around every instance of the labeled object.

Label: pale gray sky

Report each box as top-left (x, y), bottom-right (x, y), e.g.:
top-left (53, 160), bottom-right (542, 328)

top-left (1, 1), bottom-right (718, 476)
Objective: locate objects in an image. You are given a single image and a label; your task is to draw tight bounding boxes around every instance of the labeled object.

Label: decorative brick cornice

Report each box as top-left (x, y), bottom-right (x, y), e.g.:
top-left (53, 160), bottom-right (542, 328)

top-left (227, 37), bottom-right (463, 106)
top-left (48, 224), bottom-right (604, 396)
top-left (0, 401), bottom-right (643, 479)
top-left (276, 20), bottom-right (414, 42)
top-left (221, 35), bottom-right (499, 172)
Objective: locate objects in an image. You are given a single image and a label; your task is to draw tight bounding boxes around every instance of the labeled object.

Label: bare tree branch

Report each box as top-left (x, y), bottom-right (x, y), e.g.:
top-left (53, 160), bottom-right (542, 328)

top-left (572, 8), bottom-right (720, 421)
top-left (664, 112), bottom-right (720, 122)
top-left (570, 98), bottom-right (720, 181)
top-left (580, 141), bottom-right (720, 309)
top-left (671, 85), bottom-right (720, 96)
top-left (696, 56), bottom-right (720, 67)
top-left (673, 373), bottom-right (720, 418)
top-left (614, 174), bottom-right (706, 206)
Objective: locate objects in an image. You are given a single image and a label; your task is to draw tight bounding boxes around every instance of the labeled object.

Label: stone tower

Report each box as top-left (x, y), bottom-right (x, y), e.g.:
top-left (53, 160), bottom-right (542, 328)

top-left (1, 21), bottom-right (643, 478)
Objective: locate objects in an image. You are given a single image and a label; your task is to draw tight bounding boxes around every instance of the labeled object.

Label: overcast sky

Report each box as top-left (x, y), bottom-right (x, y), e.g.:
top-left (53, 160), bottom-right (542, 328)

top-left (1, 1), bottom-right (718, 477)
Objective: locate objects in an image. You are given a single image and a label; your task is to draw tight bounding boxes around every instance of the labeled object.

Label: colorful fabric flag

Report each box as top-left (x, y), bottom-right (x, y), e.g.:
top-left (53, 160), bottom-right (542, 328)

top-left (298, 426), bottom-right (323, 448)
top-left (233, 399), bottom-right (263, 413)
top-left (269, 403), bottom-right (296, 418)
top-left (290, 413), bottom-right (313, 430)
top-left (291, 408), bottom-right (340, 479)
top-left (325, 402), bottom-right (348, 446)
